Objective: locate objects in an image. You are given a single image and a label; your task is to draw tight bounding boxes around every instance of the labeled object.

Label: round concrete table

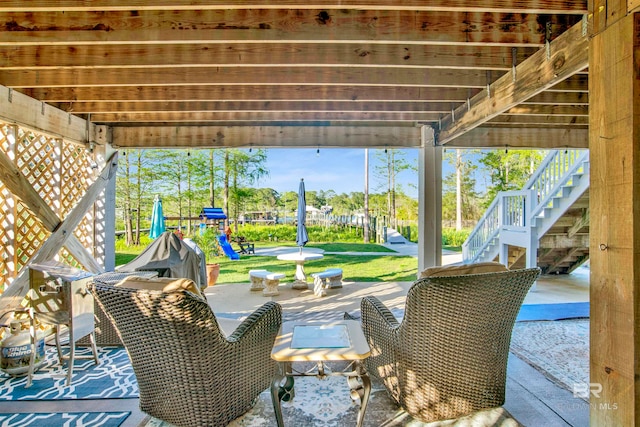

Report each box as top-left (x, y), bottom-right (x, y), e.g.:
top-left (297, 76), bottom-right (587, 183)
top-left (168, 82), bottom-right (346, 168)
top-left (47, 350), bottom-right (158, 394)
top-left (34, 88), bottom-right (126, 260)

top-left (277, 252), bottom-right (324, 289)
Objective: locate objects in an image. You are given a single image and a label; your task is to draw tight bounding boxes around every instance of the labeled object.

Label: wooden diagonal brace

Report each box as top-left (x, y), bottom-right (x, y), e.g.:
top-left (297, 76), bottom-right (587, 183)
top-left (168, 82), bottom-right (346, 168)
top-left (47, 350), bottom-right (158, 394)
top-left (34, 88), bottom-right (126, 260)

top-left (0, 152), bottom-right (118, 312)
top-left (0, 148), bottom-right (104, 273)
top-left (567, 208), bottom-right (589, 239)
top-left (437, 19), bottom-right (589, 145)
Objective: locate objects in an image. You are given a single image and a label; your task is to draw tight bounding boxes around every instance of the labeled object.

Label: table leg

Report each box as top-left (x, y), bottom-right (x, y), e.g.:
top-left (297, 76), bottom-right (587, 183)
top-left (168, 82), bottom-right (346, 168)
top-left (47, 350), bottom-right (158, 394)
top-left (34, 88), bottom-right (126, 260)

top-left (347, 363), bottom-right (372, 427)
top-left (291, 261), bottom-right (309, 290)
top-left (270, 362), bottom-right (295, 427)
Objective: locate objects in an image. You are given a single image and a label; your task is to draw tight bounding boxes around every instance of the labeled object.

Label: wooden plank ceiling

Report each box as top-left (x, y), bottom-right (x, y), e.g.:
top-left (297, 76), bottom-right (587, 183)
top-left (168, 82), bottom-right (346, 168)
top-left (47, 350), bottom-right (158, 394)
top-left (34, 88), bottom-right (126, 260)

top-left (0, 1), bottom-right (589, 149)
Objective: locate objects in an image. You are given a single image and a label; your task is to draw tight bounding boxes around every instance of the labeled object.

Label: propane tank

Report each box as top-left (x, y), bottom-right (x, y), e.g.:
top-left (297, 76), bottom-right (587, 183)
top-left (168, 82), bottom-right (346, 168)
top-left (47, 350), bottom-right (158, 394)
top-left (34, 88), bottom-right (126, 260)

top-left (0, 320), bottom-right (46, 376)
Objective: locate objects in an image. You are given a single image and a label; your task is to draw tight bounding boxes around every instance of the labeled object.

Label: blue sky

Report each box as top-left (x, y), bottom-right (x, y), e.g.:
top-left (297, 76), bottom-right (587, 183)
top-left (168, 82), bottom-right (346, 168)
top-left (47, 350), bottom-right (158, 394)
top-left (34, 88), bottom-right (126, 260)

top-left (255, 148), bottom-right (422, 198)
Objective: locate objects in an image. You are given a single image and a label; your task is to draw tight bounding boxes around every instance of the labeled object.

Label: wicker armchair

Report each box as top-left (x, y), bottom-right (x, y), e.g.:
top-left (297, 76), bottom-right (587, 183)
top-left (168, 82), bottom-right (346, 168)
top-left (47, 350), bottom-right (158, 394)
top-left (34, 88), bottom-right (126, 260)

top-left (361, 267), bottom-right (540, 423)
top-left (89, 281), bottom-right (282, 427)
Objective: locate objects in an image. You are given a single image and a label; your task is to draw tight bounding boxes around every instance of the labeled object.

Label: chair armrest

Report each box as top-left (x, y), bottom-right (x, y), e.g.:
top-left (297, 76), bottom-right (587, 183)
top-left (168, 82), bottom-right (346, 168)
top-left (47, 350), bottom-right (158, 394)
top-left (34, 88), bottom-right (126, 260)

top-left (361, 296), bottom-right (400, 329)
top-left (226, 301), bottom-right (282, 343)
top-left (360, 296), bottom-right (402, 402)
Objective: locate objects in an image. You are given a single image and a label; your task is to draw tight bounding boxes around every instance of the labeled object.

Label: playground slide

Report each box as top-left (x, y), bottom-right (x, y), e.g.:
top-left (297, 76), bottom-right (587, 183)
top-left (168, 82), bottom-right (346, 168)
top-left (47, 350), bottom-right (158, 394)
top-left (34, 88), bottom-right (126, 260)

top-left (217, 235), bottom-right (240, 260)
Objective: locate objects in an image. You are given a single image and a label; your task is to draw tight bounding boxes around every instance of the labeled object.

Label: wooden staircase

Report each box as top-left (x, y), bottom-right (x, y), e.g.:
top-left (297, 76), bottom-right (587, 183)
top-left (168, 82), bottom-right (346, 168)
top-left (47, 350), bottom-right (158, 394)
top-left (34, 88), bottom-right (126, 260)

top-left (462, 150), bottom-right (590, 274)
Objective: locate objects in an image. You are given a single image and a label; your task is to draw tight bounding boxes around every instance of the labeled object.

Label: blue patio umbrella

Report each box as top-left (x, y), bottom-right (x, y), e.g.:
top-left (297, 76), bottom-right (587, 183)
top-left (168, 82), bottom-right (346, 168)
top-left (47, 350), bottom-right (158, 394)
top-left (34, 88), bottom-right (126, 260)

top-left (149, 195), bottom-right (166, 239)
top-left (296, 178), bottom-right (309, 253)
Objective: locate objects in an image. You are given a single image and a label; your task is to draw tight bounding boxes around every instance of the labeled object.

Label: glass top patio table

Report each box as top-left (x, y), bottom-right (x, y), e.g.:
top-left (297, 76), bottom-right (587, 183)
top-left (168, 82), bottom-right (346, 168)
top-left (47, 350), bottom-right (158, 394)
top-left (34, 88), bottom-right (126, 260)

top-left (270, 320), bottom-right (371, 427)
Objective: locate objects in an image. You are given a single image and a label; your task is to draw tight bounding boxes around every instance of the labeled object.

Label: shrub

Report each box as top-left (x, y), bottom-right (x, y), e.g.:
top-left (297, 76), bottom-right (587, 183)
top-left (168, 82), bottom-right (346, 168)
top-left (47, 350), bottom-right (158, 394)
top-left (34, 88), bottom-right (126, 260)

top-left (233, 224), bottom-right (364, 243)
top-left (191, 228), bottom-right (222, 262)
top-left (442, 228), bottom-right (471, 247)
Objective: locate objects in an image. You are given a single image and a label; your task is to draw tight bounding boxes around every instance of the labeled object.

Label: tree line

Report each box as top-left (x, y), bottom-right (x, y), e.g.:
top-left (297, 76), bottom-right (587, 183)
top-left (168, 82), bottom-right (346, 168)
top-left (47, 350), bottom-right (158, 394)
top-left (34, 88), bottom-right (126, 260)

top-left (116, 147), bottom-right (547, 245)
top-left (442, 148), bottom-right (547, 229)
top-left (116, 148), bottom-right (419, 244)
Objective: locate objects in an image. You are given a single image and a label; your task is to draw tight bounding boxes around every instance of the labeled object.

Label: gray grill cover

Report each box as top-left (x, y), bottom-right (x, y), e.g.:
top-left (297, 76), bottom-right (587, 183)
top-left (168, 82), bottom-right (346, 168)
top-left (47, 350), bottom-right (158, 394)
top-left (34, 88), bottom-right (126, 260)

top-left (118, 231), bottom-right (206, 289)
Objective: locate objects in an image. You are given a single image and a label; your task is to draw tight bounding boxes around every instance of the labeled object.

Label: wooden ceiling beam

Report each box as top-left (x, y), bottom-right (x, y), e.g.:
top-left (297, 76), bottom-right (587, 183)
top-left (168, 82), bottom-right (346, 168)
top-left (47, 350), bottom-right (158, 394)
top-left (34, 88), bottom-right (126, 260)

top-left (440, 126), bottom-right (588, 148)
top-left (437, 74), bottom-right (590, 120)
top-left (111, 125), bottom-right (422, 148)
top-left (437, 18), bottom-right (589, 145)
top-left (90, 111), bottom-right (443, 123)
top-left (1, 67), bottom-right (495, 89)
top-left (0, 85), bottom-right (91, 144)
top-left (503, 104), bottom-right (588, 115)
top-left (525, 91), bottom-right (588, 105)
top-left (54, 100), bottom-right (453, 114)
top-left (55, 92), bottom-right (588, 115)
top-left (0, 0), bottom-right (588, 14)
top-left (487, 115), bottom-right (588, 126)
top-left (482, 123), bottom-right (587, 129)
top-left (0, 10), bottom-right (581, 47)
top-left (112, 120), bottom-right (421, 127)
top-left (24, 85), bottom-right (475, 103)
top-left (545, 74), bottom-right (588, 92)
top-left (0, 43), bottom-right (538, 71)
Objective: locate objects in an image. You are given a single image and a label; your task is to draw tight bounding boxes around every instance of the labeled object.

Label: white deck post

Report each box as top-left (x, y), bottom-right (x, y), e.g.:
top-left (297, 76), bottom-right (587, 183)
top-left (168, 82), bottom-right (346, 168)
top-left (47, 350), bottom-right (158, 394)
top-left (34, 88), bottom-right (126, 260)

top-left (525, 189), bottom-right (538, 270)
top-left (417, 126), bottom-right (442, 274)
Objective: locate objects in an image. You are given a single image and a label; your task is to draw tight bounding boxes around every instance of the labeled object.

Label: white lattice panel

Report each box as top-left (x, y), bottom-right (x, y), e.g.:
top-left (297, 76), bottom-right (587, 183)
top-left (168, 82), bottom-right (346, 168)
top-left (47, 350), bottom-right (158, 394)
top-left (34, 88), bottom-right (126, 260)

top-left (0, 121), bottom-right (102, 291)
top-left (16, 129), bottom-right (61, 214)
top-left (0, 183), bottom-right (15, 292)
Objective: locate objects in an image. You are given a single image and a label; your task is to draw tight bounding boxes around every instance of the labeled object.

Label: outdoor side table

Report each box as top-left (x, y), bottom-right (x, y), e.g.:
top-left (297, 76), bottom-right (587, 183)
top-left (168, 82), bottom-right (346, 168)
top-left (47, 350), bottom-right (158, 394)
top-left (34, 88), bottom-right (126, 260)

top-left (270, 320), bottom-right (371, 427)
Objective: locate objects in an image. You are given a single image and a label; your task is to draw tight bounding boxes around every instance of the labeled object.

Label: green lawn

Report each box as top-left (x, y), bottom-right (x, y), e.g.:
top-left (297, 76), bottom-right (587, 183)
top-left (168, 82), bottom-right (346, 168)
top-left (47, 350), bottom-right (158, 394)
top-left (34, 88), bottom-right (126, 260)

top-left (266, 242), bottom-right (395, 253)
top-left (214, 253), bottom-right (417, 283)
top-left (115, 241), bottom-right (417, 282)
top-left (115, 252), bottom-right (140, 266)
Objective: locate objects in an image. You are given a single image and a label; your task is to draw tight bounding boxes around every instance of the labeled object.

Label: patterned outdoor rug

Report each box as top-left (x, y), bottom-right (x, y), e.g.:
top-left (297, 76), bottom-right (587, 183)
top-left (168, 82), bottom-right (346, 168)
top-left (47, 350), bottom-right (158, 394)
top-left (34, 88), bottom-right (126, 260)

top-left (0, 346), bottom-right (137, 400)
top-left (510, 319), bottom-right (589, 397)
top-left (141, 374), bottom-right (520, 427)
top-left (0, 411), bottom-right (130, 426)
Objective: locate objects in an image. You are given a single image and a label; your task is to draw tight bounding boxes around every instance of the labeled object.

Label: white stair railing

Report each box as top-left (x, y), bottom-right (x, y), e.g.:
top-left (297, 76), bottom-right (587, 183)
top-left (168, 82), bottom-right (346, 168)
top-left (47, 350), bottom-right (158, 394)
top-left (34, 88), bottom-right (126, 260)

top-left (462, 149), bottom-right (589, 264)
top-left (525, 150), bottom-right (589, 221)
top-left (462, 196), bottom-right (500, 262)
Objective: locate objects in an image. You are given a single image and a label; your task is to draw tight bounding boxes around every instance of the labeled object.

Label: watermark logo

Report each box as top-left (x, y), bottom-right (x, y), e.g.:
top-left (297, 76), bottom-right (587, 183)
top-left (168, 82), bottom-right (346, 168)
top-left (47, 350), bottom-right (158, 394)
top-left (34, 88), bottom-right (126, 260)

top-left (573, 382), bottom-right (602, 399)
top-left (572, 383), bottom-right (618, 410)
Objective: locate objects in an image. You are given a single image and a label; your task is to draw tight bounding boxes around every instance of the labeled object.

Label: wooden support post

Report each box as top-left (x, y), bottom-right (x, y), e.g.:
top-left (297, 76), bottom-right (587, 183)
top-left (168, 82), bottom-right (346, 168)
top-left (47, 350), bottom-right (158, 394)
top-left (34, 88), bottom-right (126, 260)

top-left (589, 11), bottom-right (640, 425)
top-left (417, 126), bottom-right (442, 273)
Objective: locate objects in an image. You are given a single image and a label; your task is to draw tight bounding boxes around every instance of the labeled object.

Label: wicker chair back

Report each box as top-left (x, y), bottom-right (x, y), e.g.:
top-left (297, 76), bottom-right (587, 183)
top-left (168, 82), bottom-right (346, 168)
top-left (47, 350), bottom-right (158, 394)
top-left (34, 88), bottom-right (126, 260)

top-left (361, 267), bottom-right (540, 423)
top-left (90, 282), bottom-right (281, 427)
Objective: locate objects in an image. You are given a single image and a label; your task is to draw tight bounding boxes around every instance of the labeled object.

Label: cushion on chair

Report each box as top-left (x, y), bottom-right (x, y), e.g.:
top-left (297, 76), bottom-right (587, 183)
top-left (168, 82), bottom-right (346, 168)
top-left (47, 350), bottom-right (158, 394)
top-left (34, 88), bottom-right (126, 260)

top-left (115, 276), bottom-right (204, 299)
top-left (419, 261), bottom-right (508, 278)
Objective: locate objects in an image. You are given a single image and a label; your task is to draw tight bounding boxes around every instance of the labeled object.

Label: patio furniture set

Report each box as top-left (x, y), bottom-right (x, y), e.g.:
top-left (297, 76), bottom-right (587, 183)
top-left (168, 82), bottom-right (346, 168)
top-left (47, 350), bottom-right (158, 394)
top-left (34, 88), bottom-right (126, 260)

top-left (249, 266), bottom-right (343, 297)
top-left (19, 261), bottom-right (540, 427)
top-left (248, 248), bottom-right (343, 297)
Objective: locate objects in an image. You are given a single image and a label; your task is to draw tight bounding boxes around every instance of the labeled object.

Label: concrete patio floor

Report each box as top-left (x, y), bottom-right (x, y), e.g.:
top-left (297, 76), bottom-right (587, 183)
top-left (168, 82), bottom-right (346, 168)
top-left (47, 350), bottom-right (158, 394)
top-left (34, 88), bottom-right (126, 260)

top-left (0, 245), bottom-right (591, 426)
